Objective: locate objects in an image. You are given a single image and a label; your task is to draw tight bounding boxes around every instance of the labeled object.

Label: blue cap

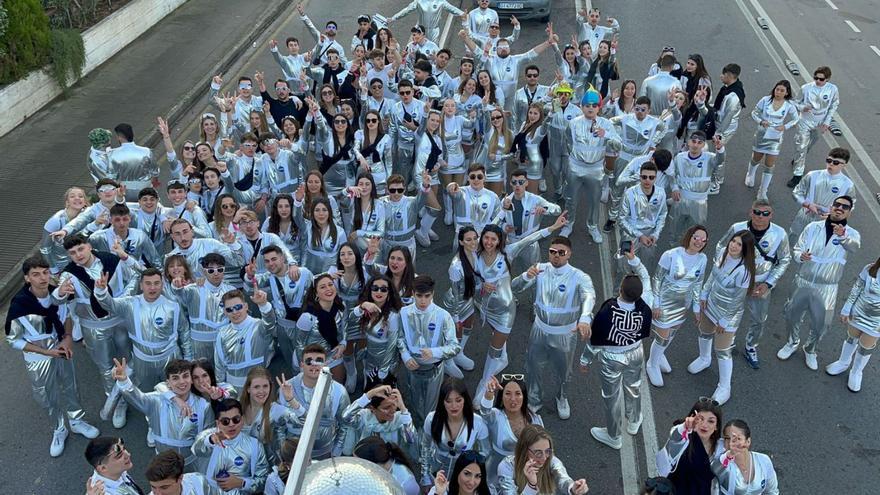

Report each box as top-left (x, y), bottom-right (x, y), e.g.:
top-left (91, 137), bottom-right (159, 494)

top-left (581, 89), bottom-right (601, 106)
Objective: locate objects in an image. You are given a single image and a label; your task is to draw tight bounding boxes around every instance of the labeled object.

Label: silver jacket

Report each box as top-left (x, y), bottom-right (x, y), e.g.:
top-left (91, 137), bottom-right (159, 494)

top-left (270, 48), bottom-right (310, 93)
top-left (240, 402), bottom-right (302, 464)
top-left (670, 150), bottom-right (725, 201)
top-left (254, 149), bottom-right (304, 198)
top-left (292, 200), bottom-right (347, 274)
top-left (616, 155), bottom-right (673, 194)
top-left (214, 304), bottom-right (277, 389)
top-left (397, 302), bottom-right (459, 369)
top-left (443, 254), bottom-right (478, 323)
top-left (117, 379), bottom-right (211, 464)
top-left (294, 309), bottom-right (346, 358)
top-left (89, 227), bottom-right (161, 269)
top-left (483, 51), bottom-right (540, 108)
top-left (108, 142), bottom-right (158, 190)
top-left (467, 6), bottom-right (499, 35)
top-left (619, 185), bottom-right (667, 241)
top-left (353, 132), bottom-right (394, 191)
top-left (192, 429), bottom-right (269, 494)
top-left (495, 191), bottom-right (561, 242)
top-left (62, 201), bottom-right (118, 237)
top-left (451, 186), bottom-right (502, 234)
top-left (281, 374), bottom-right (350, 458)
top-left (497, 454), bottom-right (574, 495)
top-left (237, 232), bottom-right (296, 274)
top-left (88, 146), bottom-right (111, 183)
top-left (352, 306), bottom-right (402, 377)
top-left (840, 264), bottom-right (880, 334)
top-left (611, 114), bottom-right (666, 160)
top-left (53, 256), bottom-right (139, 325)
top-left (750, 96), bottom-right (799, 154)
top-left (42, 209), bottom-right (76, 273)
top-left (421, 412), bottom-right (489, 483)
top-left (792, 220), bottom-right (860, 287)
top-left (796, 81), bottom-right (839, 126)
top-left (341, 393), bottom-right (414, 455)
top-left (566, 115), bottom-right (622, 167)
top-left (251, 268), bottom-right (314, 330)
top-left (300, 15), bottom-right (347, 64)
top-left (698, 92), bottom-right (742, 144)
top-left (576, 16), bottom-right (620, 56)
top-left (414, 130), bottom-right (447, 185)
top-left (128, 204), bottom-right (168, 255)
top-left (381, 193), bottom-right (427, 244)
top-left (390, 1), bottom-right (464, 39)
top-left (512, 262), bottom-right (595, 334)
top-left (479, 401), bottom-right (544, 483)
top-left (711, 451), bottom-right (779, 495)
top-left (441, 114), bottom-right (474, 171)
top-left (700, 256), bottom-right (753, 331)
top-left (6, 304), bottom-right (68, 363)
top-left (652, 247), bottom-right (708, 329)
top-left (715, 222), bottom-right (790, 286)
top-left (96, 290), bottom-right (193, 361)
top-left (166, 238), bottom-right (245, 279)
top-left (314, 116), bottom-right (356, 195)
top-left (791, 170), bottom-right (853, 229)
top-left (172, 281), bottom-right (236, 349)
top-left (639, 72), bottom-right (683, 116)
top-left (163, 203), bottom-right (212, 240)
top-left (388, 100), bottom-right (427, 149)
top-left (544, 102), bottom-right (582, 146)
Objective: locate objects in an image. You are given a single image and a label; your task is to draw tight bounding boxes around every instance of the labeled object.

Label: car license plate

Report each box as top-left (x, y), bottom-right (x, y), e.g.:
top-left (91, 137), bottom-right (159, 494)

top-left (499, 2), bottom-right (523, 9)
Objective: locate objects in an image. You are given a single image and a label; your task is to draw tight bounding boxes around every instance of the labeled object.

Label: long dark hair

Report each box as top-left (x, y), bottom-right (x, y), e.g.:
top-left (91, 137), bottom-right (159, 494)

top-left (267, 194), bottom-right (297, 237)
top-left (430, 378), bottom-right (475, 445)
top-left (448, 451), bottom-right (492, 495)
top-left (352, 171), bottom-right (378, 233)
top-left (336, 242), bottom-right (367, 290)
top-left (562, 44), bottom-right (580, 74)
top-left (475, 69), bottom-right (499, 105)
top-left (303, 169), bottom-right (328, 220)
top-left (384, 246), bottom-right (415, 300)
top-left (191, 358), bottom-right (219, 401)
top-left (684, 54), bottom-right (710, 97)
top-left (361, 110), bottom-right (385, 148)
top-left (457, 226), bottom-right (478, 300)
top-left (478, 224), bottom-right (511, 274)
top-left (492, 377), bottom-right (538, 424)
top-left (719, 230), bottom-right (756, 292)
top-left (768, 79), bottom-right (793, 100)
top-left (309, 198), bottom-right (338, 249)
top-left (617, 79), bottom-right (637, 111)
top-left (358, 273), bottom-right (403, 331)
top-left (868, 257), bottom-right (880, 278)
top-left (353, 436), bottom-right (418, 480)
top-left (303, 273), bottom-right (345, 313)
top-left (674, 398), bottom-right (723, 464)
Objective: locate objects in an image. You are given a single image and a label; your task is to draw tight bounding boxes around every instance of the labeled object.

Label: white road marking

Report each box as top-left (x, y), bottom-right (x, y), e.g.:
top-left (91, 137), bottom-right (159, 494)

top-left (870, 45), bottom-right (880, 57)
top-left (736, 0), bottom-right (880, 226)
top-left (824, 0), bottom-right (839, 10)
top-left (844, 20), bottom-right (861, 33)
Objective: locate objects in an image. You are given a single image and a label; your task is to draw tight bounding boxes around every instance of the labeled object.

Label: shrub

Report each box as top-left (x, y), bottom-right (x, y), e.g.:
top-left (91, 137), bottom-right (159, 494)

top-left (48, 27), bottom-right (84, 89)
top-left (0, 0), bottom-right (52, 84)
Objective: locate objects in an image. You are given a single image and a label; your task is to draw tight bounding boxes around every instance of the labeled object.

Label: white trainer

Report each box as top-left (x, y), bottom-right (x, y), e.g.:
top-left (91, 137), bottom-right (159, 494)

top-left (50, 427), bottom-right (68, 457)
top-left (590, 427), bottom-right (622, 449)
top-left (776, 342), bottom-right (798, 360)
top-left (69, 419), bottom-right (100, 439)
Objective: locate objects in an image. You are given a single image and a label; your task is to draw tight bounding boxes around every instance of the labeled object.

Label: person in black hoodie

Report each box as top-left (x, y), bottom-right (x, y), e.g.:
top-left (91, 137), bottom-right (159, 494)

top-left (703, 63), bottom-right (746, 195)
top-left (579, 260), bottom-right (653, 450)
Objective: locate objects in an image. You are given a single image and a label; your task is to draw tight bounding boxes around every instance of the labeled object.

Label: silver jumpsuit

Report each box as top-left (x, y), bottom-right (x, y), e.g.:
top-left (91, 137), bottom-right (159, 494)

top-left (380, 191), bottom-right (427, 261)
top-left (314, 116), bottom-right (357, 196)
top-left (163, 203), bottom-right (213, 240)
top-left (656, 423), bottom-right (726, 477)
top-left (668, 148), bottom-right (725, 244)
top-left (388, 99), bottom-right (427, 189)
top-left (166, 238), bottom-right (245, 286)
top-left (511, 120), bottom-right (549, 181)
top-left (42, 209), bottom-right (77, 274)
top-left (474, 129), bottom-right (513, 184)
top-left (88, 146), bottom-right (111, 183)
top-left (172, 281), bottom-right (236, 362)
top-left (353, 131), bottom-right (394, 195)
top-left (495, 191), bottom-right (561, 270)
top-left (396, 302), bottom-right (460, 431)
top-left (96, 289), bottom-right (192, 390)
top-left (697, 90), bottom-right (742, 188)
top-left (292, 199), bottom-right (347, 274)
top-left (792, 81), bottom-right (839, 176)
top-left (564, 115), bottom-right (622, 231)
top-left (340, 393), bottom-right (416, 455)
top-left (420, 411), bottom-right (489, 485)
top-left (639, 71), bottom-right (682, 117)
top-left (5, 297), bottom-right (86, 432)
top-left (714, 222), bottom-right (790, 348)
top-left (701, 256), bottom-right (752, 333)
top-left (467, 6), bottom-right (499, 35)
top-left (785, 220), bottom-right (860, 354)
top-left (249, 268), bottom-right (314, 372)
top-left (479, 397), bottom-right (544, 489)
top-left (89, 228), bottom-right (161, 270)
top-left (269, 47), bottom-right (310, 93)
top-left (544, 101), bottom-right (583, 198)
top-left (651, 247), bottom-right (707, 329)
top-left (213, 303), bottom-right (277, 389)
top-left (609, 114), bottom-right (666, 222)
top-left (253, 148), bottom-right (305, 200)
top-left (117, 377), bottom-right (211, 467)
top-left (711, 451), bottom-right (779, 495)
top-left (441, 114), bottom-right (474, 175)
top-left (790, 169), bottom-right (853, 238)
top-left (616, 154), bottom-right (673, 194)
top-left (279, 374), bottom-right (350, 459)
top-left (511, 262), bottom-right (594, 410)
top-left (192, 428), bottom-right (269, 494)
top-left (108, 142), bottom-right (158, 201)
top-left (576, 15), bottom-right (620, 58)
top-left (750, 96), bottom-right (799, 155)
top-left (841, 264), bottom-right (880, 338)
top-left (442, 254), bottom-right (478, 324)
top-left (619, 184), bottom-right (668, 269)
top-left (352, 306), bottom-right (402, 379)
top-left (450, 186), bottom-right (502, 244)
top-left (511, 84), bottom-right (551, 134)
top-left (483, 50), bottom-right (540, 112)
top-left (496, 454), bottom-right (574, 495)
top-left (390, 0), bottom-right (464, 42)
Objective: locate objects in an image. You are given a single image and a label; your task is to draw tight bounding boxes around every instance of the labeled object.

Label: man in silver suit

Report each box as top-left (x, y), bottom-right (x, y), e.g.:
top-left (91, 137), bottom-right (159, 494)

top-left (107, 123), bottom-right (158, 201)
top-left (787, 66), bottom-right (840, 188)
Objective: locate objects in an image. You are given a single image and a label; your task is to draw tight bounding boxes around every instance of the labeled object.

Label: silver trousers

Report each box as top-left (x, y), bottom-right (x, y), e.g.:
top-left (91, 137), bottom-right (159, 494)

top-left (792, 119), bottom-right (821, 176)
top-left (132, 353), bottom-right (179, 392)
top-left (784, 285), bottom-right (835, 353)
top-left (403, 364), bottom-right (444, 430)
top-left (26, 357), bottom-right (85, 429)
top-left (668, 199), bottom-right (707, 247)
top-left (597, 345), bottom-right (644, 439)
top-left (744, 291), bottom-right (772, 348)
top-left (563, 167), bottom-right (603, 229)
top-left (192, 339), bottom-right (215, 362)
top-left (547, 139), bottom-right (567, 197)
top-left (607, 157), bottom-right (630, 221)
top-left (81, 323), bottom-right (132, 395)
top-left (394, 146), bottom-right (417, 189)
top-left (525, 326), bottom-right (577, 405)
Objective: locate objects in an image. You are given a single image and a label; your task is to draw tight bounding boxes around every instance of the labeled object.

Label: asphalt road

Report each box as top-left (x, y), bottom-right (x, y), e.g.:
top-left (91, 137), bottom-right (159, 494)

top-left (1, 0), bottom-right (878, 493)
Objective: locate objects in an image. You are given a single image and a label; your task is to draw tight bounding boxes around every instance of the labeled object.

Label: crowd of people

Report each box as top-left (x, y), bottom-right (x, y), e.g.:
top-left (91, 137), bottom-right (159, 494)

top-left (5, 0), bottom-right (874, 493)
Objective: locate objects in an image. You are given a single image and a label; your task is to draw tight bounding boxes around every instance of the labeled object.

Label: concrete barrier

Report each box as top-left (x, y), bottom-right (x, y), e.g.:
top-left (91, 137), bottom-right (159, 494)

top-left (0, 0), bottom-right (188, 138)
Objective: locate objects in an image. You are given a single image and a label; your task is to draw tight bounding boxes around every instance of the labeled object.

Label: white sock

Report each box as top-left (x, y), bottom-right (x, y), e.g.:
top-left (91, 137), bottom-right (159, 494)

top-left (760, 169), bottom-right (773, 191)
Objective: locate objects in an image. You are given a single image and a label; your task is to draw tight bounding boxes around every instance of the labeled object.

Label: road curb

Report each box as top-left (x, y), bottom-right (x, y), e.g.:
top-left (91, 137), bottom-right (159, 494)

top-left (0, 0), bottom-right (290, 305)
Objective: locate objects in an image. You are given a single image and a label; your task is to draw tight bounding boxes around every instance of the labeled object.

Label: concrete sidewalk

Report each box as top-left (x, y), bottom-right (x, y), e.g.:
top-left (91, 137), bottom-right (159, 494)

top-left (0, 0), bottom-right (286, 294)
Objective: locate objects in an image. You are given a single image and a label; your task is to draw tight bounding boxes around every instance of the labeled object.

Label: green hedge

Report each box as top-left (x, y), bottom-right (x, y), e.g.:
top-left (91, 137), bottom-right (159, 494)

top-left (0, 0), bottom-right (85, 89)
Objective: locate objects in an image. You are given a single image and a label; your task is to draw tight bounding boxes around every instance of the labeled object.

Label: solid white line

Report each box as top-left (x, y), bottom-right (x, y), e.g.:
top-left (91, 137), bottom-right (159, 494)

top-left (870, 45), bottom-right (880, 57)
top-left (824, 0), bottom-right (838, 10)
top-left (735, 0), bottom-right (880, 225)
top-left (844, 20), bottom-right (861, 33)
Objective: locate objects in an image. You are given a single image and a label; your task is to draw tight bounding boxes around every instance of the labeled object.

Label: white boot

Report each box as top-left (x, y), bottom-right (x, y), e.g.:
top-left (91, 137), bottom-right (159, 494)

top-left (476, 345), bottom-right (508, 407)
top-left (646, 341), bottom-right (665, 387)
top-left (660, 354), bottom-right (672, 373)
top-left (453, 332), bottom-right (475, 371)
top-left (744, 161), bottom-right (759, 187)
top-left (757, 169), bottom-right (773, 200)
top-left (712, 357), bottom-right (733, 406)
top-left (847, 351), bottom-right (872, 393)
top-left (687, 335), bottom-right (714, 374)
top-left (825, 338), bottom-right (858, 376)
top-left (443, 194), bottom-right (453, 226)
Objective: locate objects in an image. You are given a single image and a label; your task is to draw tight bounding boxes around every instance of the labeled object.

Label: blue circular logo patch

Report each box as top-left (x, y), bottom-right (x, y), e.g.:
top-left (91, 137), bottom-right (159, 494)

top-left (695, 269), bottom-right (701, 277)
top-left (505, 67), bottom-right (511, 72)
top-left (234, 456), bottom-right (245, 467)
top-left (832, 238), bottom-right (840, 245)
top-left (428, 323), bottom-right (436, 331)
top-left (831, 186), bottom-right (839, 193)
top-left (497, 261), bottom-right (504, 269)
top-left (481, 202), bottom-right (488, 209)
top-left (395, 211), bottom-right (402, 219)
top-left (189, 413), bottom-right (198, 423)
top-left (154, 317), bottom-right (165, 326)
top-left (643, 129), bottom-right (650, 136)
top-left (376, 328), bottom-right (384, 338)
top-left (288, 281), bottom-right (296, 288)
top-left (566, 115), bottom-right (573, 120)
top-left (239, 337), bottom-right (245, 345)
top-left (760, 240), bottom-right (769, 248)
top-left (558, 284), bottom-right (566, 292)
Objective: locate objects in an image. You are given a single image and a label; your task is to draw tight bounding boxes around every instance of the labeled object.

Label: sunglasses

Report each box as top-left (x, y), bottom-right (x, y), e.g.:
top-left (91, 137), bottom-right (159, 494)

top-left (489, 25), bottom-right (500, 29)
top-left (218, 415), bottom-right (242, 426)
top-left (304, 357), bottom-right (325, 366)
top-left (365, 118), bottom-right (379, 123)
top-left (326, 25), bottom-right (337, 31)
top-left (548, 248), bottom-right (567, 256)
top-left (188, 178), bottom-right (201, 185)
top-left (183, 145), bottom-right (195, 151)
top-left (371, 285), bottom-right (390, 293)
top-left (334, 119), bottom-right (348, 125)
top-left (204, 267), bottom-right (225, 274)
top-left (321, 90), bottom-right (334, 95)
top-left (634, 106), bottom-right (648, 112)
top-left (388, 187), bottom-right (405, 194)
top-left (469, 174), bottom-right (485, 180)
top-left (832, 201), bottom-right (852, 211)
top-left (752, 209), bottom-right (772, 217)
top-left (241, 143), bottom-right (257, 148)
top-left (526, 73), bottom-right (539, 78)
top-left (104, 440), bottom-right (126, 462)
top-left (528, 447), bottom-right (553, 459)
top-left (501, 373), bottom-right (524, 381)
top-left (640, 175), bottom-right (656, 180)
top-left (224, 303), bottom-right (245, 313)
top-left (511, 179), bottom-right (526, 186)
top-left (491, 115), bottom-right (504, 121)
top-left (97, 185), bottom-right (118, 193)
top-left (813, 76), bottom-right (826, 81)
top-left (399, 90), bottom-right (413, 96)
top-left (825, 157), bottom-right (845, 166)
top-left (220, 203), bottom-right (237, 210)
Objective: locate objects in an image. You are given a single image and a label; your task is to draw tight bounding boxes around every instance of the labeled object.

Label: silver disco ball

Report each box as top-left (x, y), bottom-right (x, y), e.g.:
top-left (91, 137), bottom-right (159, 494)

top-left (300, 456), bottom-right (405, 495)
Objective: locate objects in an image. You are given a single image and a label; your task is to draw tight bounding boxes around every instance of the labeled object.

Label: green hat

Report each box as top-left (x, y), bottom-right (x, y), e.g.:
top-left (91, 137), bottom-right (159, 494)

top-left (88, 128), bottom-right (112, 149)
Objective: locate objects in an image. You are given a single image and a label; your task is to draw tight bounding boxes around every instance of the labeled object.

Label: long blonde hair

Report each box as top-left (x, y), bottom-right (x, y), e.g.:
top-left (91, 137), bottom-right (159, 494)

top-left (513, 425), bottom-right (556, 494)
top-left (239, 367), bottom-right (277, 444)
top-left (488, 109), bottom-right (512, 158)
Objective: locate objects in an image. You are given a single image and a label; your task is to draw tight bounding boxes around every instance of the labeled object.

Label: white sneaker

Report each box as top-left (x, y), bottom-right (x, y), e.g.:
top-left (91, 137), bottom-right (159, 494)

top-left (590, 427), bottom-right (622, 449)
top-left (69, 420), bottom-right (100, 439)
top-left (659, 354), bottom-right (672, 374)
top-left (539, 179), bottom-right (547, 192)
top-left (50, 427), bottom-right (68, 457)
top-left (776, 342), bottom-right (798, 360)
top-left (415, 231), bottom-right (430, 247)
top-left (626, 414), bottom-right (643, 435)
top-left (428, 229), bottom-right (439, 242)
top-left (587, 226), bottom-right (604, 244)
top-left (146, 428), bottom-right (156, 448)
top-left (560, 225), bottom-right (573, 238)
top-left (756, 188), bottom-right (768, 201)
top-left (453, 352), bottom-right (475, 371)
top-left (112, 401), bottom-right (127, 429)
top-left (804, 351), bottom-right (818, 371)
top-left (555, 396), bottom-right (571, 420)
top-left (687, 356), bottom-right (711, 375)
top-left (443, 359), bottom-right (464, 379)
top-left (646, 362), bottom-right (664, 387)
top-left (712, 385), bottom-right (731, 406)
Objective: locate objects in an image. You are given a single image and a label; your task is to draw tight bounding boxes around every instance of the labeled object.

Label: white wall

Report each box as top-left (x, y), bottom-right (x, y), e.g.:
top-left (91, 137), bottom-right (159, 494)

top-left (0, 0), bottom-right (188, 137)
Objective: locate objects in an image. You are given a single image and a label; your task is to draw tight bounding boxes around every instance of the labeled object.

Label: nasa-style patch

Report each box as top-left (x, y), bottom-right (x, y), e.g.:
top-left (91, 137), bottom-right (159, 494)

top-left (428, 322), bottom-right (436, 332)
top-left (558, 284), bottom-right (567, 292)
top-left (566, 115), bottom-right (573, 120)
top-left (695, 269), bottom-right (701, 277)
top-left (154, 317), bottom-right (165, 326)
top-left (395, 211), bottom-right (403, 219)
top-left (288, 281), bottom-right (296, 288)
top-left (234, 456), bottom-right (245, 467)
top-left (832, 238), bottom-right (840, 245)
top-left (481, 202), bottom-right (489, 209)
top-left (831, 186), bottom-right (839, 194)
top-left (760, 240), bottom-right (769, 248)
top-left (189, 413), bottom-right (199, 423)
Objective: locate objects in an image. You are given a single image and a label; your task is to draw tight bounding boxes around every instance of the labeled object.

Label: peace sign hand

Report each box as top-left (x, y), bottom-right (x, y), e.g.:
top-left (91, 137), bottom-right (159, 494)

top-left (112, 357), bottom-right (128, 381)
top-left (94, 272), bottom-right (110, 290)
top-left (276, 373), bottom-right (298, 405)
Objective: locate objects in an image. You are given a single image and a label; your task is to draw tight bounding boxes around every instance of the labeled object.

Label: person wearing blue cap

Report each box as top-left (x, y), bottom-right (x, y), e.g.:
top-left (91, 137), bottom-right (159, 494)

top-left (561, 88), bottom-right (621, 243)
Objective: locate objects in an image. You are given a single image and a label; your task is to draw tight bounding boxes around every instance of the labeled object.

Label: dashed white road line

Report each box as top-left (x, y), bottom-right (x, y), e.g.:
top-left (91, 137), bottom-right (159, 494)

top-left (824, 0), bottom-right (839, 10)
top-left (870, 45), bottom-right (880, 57)
top-left (844, 20), bottom-right (862, 33)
